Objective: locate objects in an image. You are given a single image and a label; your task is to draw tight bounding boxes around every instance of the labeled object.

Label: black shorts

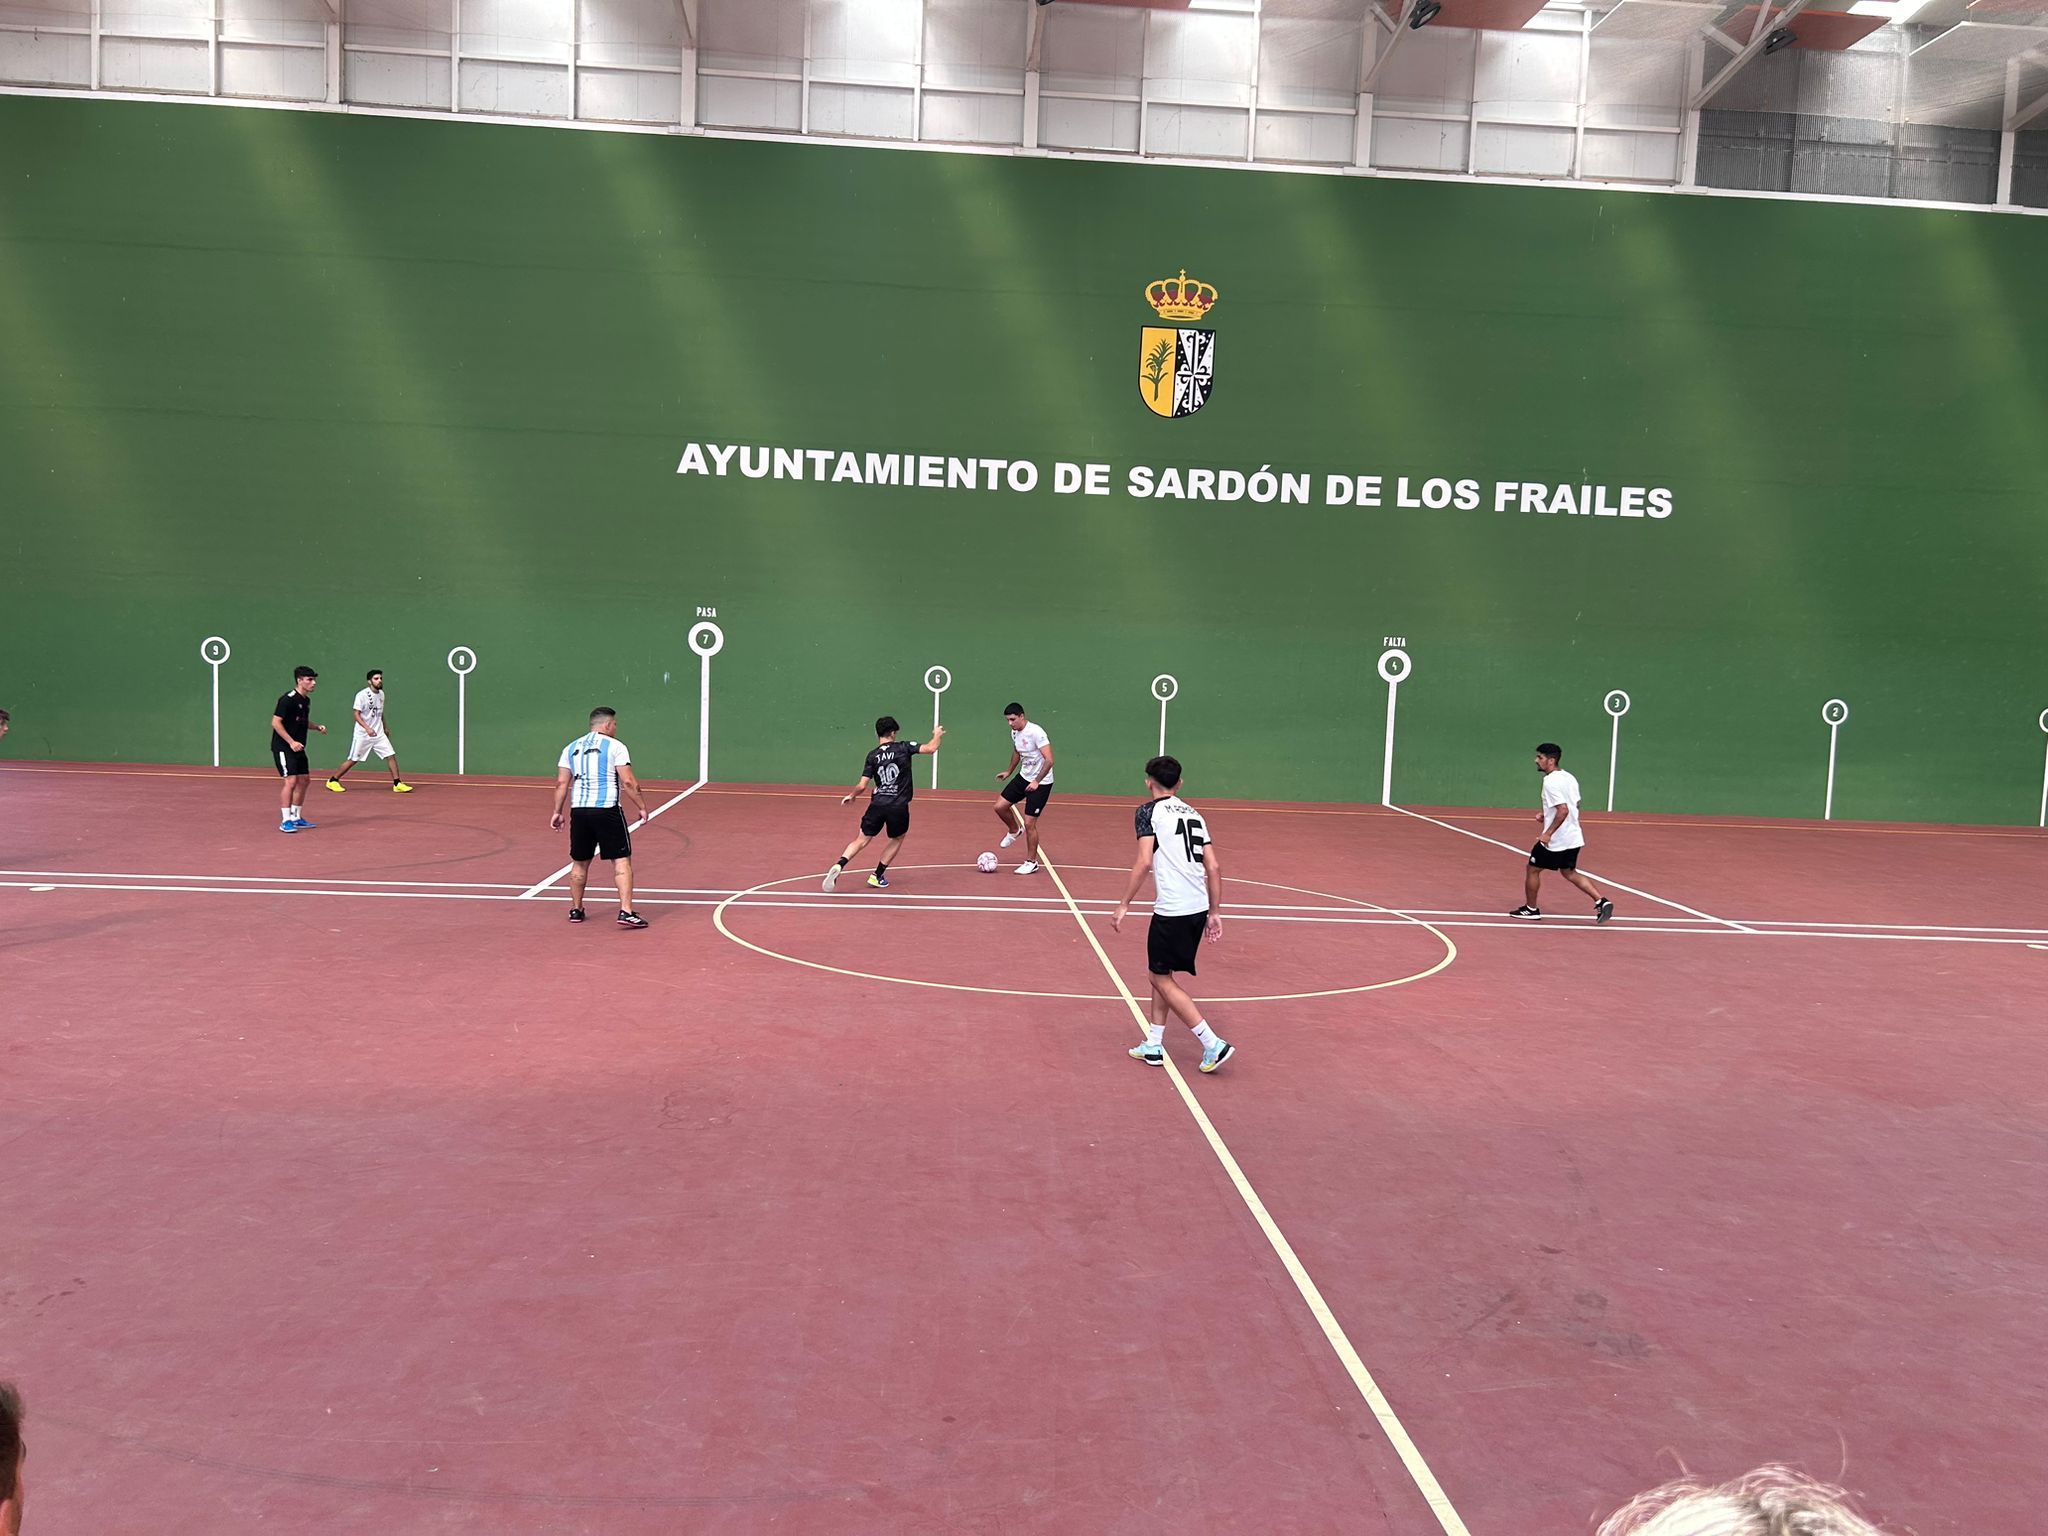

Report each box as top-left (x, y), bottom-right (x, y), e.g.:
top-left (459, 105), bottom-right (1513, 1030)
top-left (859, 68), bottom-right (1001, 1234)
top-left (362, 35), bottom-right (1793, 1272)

top-left (273, 745), bottom-right (309, 778)
top-left (1148, 911), bottom-right (1208, 976)
top-left (1001, 776), bottom-right (1053, 817)
top-left (860, 799), bottom-right (911, 839)
top-left (570, 806), bottom-right (633, 863)
top-left (1529, 841), bottom-right (1580, 872)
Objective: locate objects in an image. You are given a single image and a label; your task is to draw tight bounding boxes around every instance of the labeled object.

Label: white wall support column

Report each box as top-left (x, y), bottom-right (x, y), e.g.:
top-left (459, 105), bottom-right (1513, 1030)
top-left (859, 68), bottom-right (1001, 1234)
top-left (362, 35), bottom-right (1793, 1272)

top-left (449, 0), bottom-right (461, 113)
top-left (1570, 6), bottom-right (1590, 180)
top-left (1678, 34), bottom-right (1703, 185)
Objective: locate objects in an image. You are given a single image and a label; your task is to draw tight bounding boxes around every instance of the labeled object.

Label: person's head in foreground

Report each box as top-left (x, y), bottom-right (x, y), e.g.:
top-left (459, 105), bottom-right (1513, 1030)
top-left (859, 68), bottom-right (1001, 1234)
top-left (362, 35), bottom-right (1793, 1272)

top-left (1600, 1466), bottom-right (1891, 1536)
top-left (1, 1379), bottom-right (24, 1535)
top-left (1144, 755), bottom-right (1181, 795)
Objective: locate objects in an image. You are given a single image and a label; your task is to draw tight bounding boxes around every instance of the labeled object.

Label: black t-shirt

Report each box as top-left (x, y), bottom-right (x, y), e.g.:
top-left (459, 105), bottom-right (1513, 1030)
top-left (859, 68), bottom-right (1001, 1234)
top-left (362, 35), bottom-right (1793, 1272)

top-left (863, 740), bottom-right (919, 804)
top-left (273, 690), bottom-right (311, 749)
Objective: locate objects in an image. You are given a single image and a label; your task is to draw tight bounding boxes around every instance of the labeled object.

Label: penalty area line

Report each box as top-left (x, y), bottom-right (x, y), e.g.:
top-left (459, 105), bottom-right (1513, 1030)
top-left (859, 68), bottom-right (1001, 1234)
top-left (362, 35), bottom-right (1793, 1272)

top-left (1034, 847), bottom-right (1474, 1536)
top-left (1387, 802), bottom-right (1755, 934)
top-left (517, 780), bottom-right (704, 900)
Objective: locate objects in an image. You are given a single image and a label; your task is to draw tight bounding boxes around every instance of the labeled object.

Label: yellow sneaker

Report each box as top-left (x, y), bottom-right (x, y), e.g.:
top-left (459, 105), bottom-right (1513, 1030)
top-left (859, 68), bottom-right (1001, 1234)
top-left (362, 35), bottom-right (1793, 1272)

top-left (325, 779), bottom-right (346, 793)
top-left (392, 781), bottom-right (414, 793)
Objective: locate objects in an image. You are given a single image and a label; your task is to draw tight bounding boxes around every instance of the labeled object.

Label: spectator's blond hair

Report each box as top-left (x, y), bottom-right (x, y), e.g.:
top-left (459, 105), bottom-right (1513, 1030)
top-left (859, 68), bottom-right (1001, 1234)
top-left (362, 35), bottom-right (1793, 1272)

top-left (1600, 1467), bottom-right (1890, 1536)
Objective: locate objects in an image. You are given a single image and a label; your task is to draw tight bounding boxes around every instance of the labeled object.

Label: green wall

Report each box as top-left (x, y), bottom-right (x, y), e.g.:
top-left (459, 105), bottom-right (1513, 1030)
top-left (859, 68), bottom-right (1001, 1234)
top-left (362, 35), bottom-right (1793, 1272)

top-left (2, 96), bottom-right (2044, 821)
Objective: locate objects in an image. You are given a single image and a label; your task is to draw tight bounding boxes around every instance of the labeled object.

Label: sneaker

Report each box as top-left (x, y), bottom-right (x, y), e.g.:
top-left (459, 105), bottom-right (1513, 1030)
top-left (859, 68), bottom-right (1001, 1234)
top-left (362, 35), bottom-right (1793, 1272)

top-left (1128, 1044), bottom-right (1164, 1066)
top-left (1509, 905), bottom-right (1541, 920)
top-left (325, 779), bottom-right (346, 793)
top-left (391, 781), bottom-right (414, 794)
top-left (290, 817), bottom-right (316, 830)
top-left (568, 908), bottom-right (586, 923)
top-left (617, 910), bottom-right (648, 929)
top-left (1199, 1040), bottom-right (1235, 1074)
top-left (1594, 898), bottom-right (1615, 925)
top-left (999, 829), bottom-right (1021, 848)
top-left (822, 866), bottom-right (841, 893)
top-left (868, 872), bottom-right (890, 889)
top-left (278, 821), bottom-right (299, 834)
top-left (1014, 861), bottom-right (1040, 875)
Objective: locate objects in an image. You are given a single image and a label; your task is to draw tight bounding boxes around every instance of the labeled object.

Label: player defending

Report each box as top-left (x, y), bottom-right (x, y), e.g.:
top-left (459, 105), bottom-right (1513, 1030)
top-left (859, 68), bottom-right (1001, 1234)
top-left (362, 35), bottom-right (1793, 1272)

top-left (549, 707), bottom-right (652, 928)
top-left (992, 703), bottom-right (1055, 875)
top-left (824, 717), bottom-right (943, 891)
top-left (1111, 755), bottom-right (1234, 1073)
top-left (326, 669), bottom-right (413, 794)
top-left (269, 666), bottom-right (328, 832)
top-left (1511, 742), bottom-right (1614, 924)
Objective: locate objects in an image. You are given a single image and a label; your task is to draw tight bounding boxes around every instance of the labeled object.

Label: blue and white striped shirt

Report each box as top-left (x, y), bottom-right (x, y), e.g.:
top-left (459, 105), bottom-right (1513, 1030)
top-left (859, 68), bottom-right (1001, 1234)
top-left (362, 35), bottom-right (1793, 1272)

top-left (559, 731), bottom-right (631, 809)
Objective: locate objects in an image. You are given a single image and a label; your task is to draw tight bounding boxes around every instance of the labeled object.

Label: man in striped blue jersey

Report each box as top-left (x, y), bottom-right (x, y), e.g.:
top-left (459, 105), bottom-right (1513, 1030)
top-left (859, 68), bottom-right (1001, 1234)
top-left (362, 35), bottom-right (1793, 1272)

top-left (549, 706), bottom-right (652, 928)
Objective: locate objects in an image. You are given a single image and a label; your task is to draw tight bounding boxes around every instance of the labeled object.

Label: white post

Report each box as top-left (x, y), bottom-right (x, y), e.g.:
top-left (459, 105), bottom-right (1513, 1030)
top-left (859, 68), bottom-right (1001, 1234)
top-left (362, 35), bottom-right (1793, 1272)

top-left (2037, 710), bottom-right (2048, 828)
top-left (1603, 690), bottom-right (1631, 813)
top-left (200, 636), bottom-right (231, 767)
top-left (1152, 674), bottom-right (1178, 756)
top-left (447, 647), bottom-right (477, 775)
top-left (1821, 699), bottom-right (1848, 821)
top-left (689, 622), bottom-right (724, 784)
top-left (924, 666), bottom-right (951, 788)
top-left (1376, 647), bottom-right (1411, 805)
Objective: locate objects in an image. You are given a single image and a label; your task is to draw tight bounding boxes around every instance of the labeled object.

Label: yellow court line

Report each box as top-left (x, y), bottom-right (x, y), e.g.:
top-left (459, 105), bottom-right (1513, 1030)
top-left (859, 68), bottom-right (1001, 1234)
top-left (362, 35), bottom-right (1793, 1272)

top-left (1034, 848), bottom-right (1474, 1536)
top-left (708, 865), bottom-right (1454, 1003)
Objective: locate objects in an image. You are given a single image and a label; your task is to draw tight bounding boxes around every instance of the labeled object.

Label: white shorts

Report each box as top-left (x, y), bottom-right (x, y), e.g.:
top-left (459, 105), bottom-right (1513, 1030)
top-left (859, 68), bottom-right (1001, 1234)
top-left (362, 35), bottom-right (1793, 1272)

top-left (349, 728), bottom-right (396, 762)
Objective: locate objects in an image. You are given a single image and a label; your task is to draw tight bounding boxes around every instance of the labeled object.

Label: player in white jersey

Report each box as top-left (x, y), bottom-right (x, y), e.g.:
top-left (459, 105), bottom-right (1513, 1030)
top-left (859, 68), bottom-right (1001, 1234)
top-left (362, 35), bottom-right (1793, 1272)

top-left (326, 669), bottom-right (412, 794)
top-left (1110, 755), bottom-right (1234, 1073)
top-left (549, 706), bottom-right (652, 928)
top-left (1510, 742), bottom-right (1614, 924)
top-left (992, 702), bottom-right (1056, 875)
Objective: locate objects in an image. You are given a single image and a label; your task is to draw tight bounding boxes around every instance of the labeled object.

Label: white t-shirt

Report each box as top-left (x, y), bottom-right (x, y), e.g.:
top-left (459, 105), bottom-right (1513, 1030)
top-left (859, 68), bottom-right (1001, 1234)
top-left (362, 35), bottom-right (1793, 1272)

top-left (1137, 794), bottom-right (1212, 917)
top-left (1541, 769), bottom-right (1584, 852)
top-left (353, 686), bottom-right (385, 734)
top-left (1012, 722), bottom-right (1053, 785)
top-left (560, 732), bottom-right (632, 809)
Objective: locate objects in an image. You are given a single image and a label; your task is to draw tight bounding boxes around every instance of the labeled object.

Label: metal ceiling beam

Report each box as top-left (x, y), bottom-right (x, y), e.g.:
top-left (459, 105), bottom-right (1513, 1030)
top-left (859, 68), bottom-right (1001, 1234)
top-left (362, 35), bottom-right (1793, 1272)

top-left (1360, 0), bottom-right (1427, 95)
top-left (673, 0), bottom-right (696, 49)
top-left (1027, 0), bottom-right (1049, 70)
top-left (2012, 83), bottom-right (2048, 130)
top-left (1689, 0), bottom-right (1813, 110)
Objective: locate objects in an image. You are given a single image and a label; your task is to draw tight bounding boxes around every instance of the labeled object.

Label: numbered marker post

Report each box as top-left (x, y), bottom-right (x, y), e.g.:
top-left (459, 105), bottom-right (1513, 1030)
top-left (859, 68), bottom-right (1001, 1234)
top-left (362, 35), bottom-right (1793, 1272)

top-left (199, 636), bottom-right (231, 767)
top-left (1377, 647), bottom-right (1412, 806)
top-left (1151, 674), bottom-right (1178, 757)
top-left (923, 666), bottom-right (951, 788)
top-left (1821, 698), bottom-right (1849, 821)
top-left (2037, 709), bottom-right (2048, 829)
top-left (1603, 689), bottom-right (1631, 813)
top-left (689, 621), bottom-right (724, 784)
top-left (446, 647), bottom-right (477, 775)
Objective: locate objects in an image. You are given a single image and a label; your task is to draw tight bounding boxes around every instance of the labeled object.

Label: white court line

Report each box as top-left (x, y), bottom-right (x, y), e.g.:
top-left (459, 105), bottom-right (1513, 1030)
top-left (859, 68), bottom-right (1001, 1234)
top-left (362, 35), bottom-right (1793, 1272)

top-left (1387, 803), bottom-right (1757, 934)
top-left (0, 868), bottom-right (527, 889)
top-left (1032, 848), bottom-right (1474, 1536)
top-left (7, 876), bottom-right (2047, 946)
top-left (516, 780), bottom-right (704, 899)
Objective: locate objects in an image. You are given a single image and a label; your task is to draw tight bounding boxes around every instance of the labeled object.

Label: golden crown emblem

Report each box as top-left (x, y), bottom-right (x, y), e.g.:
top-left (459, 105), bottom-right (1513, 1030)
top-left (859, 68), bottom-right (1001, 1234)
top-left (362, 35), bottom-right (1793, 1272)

top-left (1144, 269), bottom-right (1218, 322)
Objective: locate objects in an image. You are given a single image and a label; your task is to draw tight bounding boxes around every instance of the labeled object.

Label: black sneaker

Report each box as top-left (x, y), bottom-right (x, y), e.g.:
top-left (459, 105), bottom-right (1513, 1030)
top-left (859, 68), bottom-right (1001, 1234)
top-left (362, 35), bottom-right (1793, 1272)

top-left (1594, 898), bottom-right (1614, 925)
top-left (617, 910), bottom-right (648, 929)
top-left (568, 908), bottom-right (586, 923)
top-left (1510, 905), bottom-right (1542, 920)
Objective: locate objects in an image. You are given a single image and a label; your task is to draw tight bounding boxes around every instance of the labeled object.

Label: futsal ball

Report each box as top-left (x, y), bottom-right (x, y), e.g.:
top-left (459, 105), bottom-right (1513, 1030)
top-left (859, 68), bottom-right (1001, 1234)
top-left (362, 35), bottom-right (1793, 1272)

top-left (976, 852), bottom-right (999, 873)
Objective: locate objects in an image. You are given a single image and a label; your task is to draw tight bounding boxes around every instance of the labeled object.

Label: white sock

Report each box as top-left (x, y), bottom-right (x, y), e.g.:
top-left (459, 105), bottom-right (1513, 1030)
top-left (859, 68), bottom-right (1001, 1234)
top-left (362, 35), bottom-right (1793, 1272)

top-left (1192, 1021), bottom-right (1220, 1048)
top-left (289, 804), bottom-right (302, 818)
top-left (280, 809), bottom-right (294, 823)
top-left (1145, 1023), bottom-right (1165, 1047)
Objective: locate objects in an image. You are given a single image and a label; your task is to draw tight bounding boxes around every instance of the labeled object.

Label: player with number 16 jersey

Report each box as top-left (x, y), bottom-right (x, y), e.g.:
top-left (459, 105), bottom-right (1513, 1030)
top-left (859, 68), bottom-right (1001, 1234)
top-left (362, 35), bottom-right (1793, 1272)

top-left (1110, 754), bottom-right (1234, 1073)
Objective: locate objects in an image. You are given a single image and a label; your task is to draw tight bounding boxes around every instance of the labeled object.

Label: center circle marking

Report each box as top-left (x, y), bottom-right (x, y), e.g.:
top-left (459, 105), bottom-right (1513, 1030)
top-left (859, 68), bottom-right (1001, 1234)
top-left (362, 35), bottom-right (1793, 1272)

top-left (712, 864), bottom-right (1456, 1003)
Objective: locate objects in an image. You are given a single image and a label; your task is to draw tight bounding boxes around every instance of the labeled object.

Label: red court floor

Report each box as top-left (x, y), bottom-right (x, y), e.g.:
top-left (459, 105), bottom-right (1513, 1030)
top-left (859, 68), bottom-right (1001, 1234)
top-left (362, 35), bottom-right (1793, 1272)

top-left (5, 763), bottom-right (2045, 1534)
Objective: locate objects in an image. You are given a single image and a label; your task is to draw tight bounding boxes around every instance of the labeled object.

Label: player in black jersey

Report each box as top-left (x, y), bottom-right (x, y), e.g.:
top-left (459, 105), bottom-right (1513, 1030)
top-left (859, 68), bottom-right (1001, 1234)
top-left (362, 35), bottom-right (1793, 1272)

top-left (269, 666), bottom-right (328, 832)
top-left (824, 716), bottom-right (944, 891)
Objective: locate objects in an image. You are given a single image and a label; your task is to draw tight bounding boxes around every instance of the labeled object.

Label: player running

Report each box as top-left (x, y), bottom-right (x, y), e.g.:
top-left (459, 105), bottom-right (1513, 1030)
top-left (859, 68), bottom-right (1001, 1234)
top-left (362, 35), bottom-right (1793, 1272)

top-left (1111, 755), bottom-right (1234, 1073)
top-left (1510, 742), bottom-right (1615, 924)
top-left (824, 717), bottom-right (943, 891)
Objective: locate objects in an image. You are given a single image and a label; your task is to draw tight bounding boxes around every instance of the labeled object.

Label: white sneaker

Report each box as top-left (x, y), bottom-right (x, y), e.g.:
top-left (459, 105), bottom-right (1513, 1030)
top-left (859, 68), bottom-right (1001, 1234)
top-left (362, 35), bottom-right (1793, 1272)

top-left (822, 866), bottom-right (840, 892)
top-left (1014, 861), bottom-right (1040, 875)
top-left (999, 829), bottom-right (1020, 848)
